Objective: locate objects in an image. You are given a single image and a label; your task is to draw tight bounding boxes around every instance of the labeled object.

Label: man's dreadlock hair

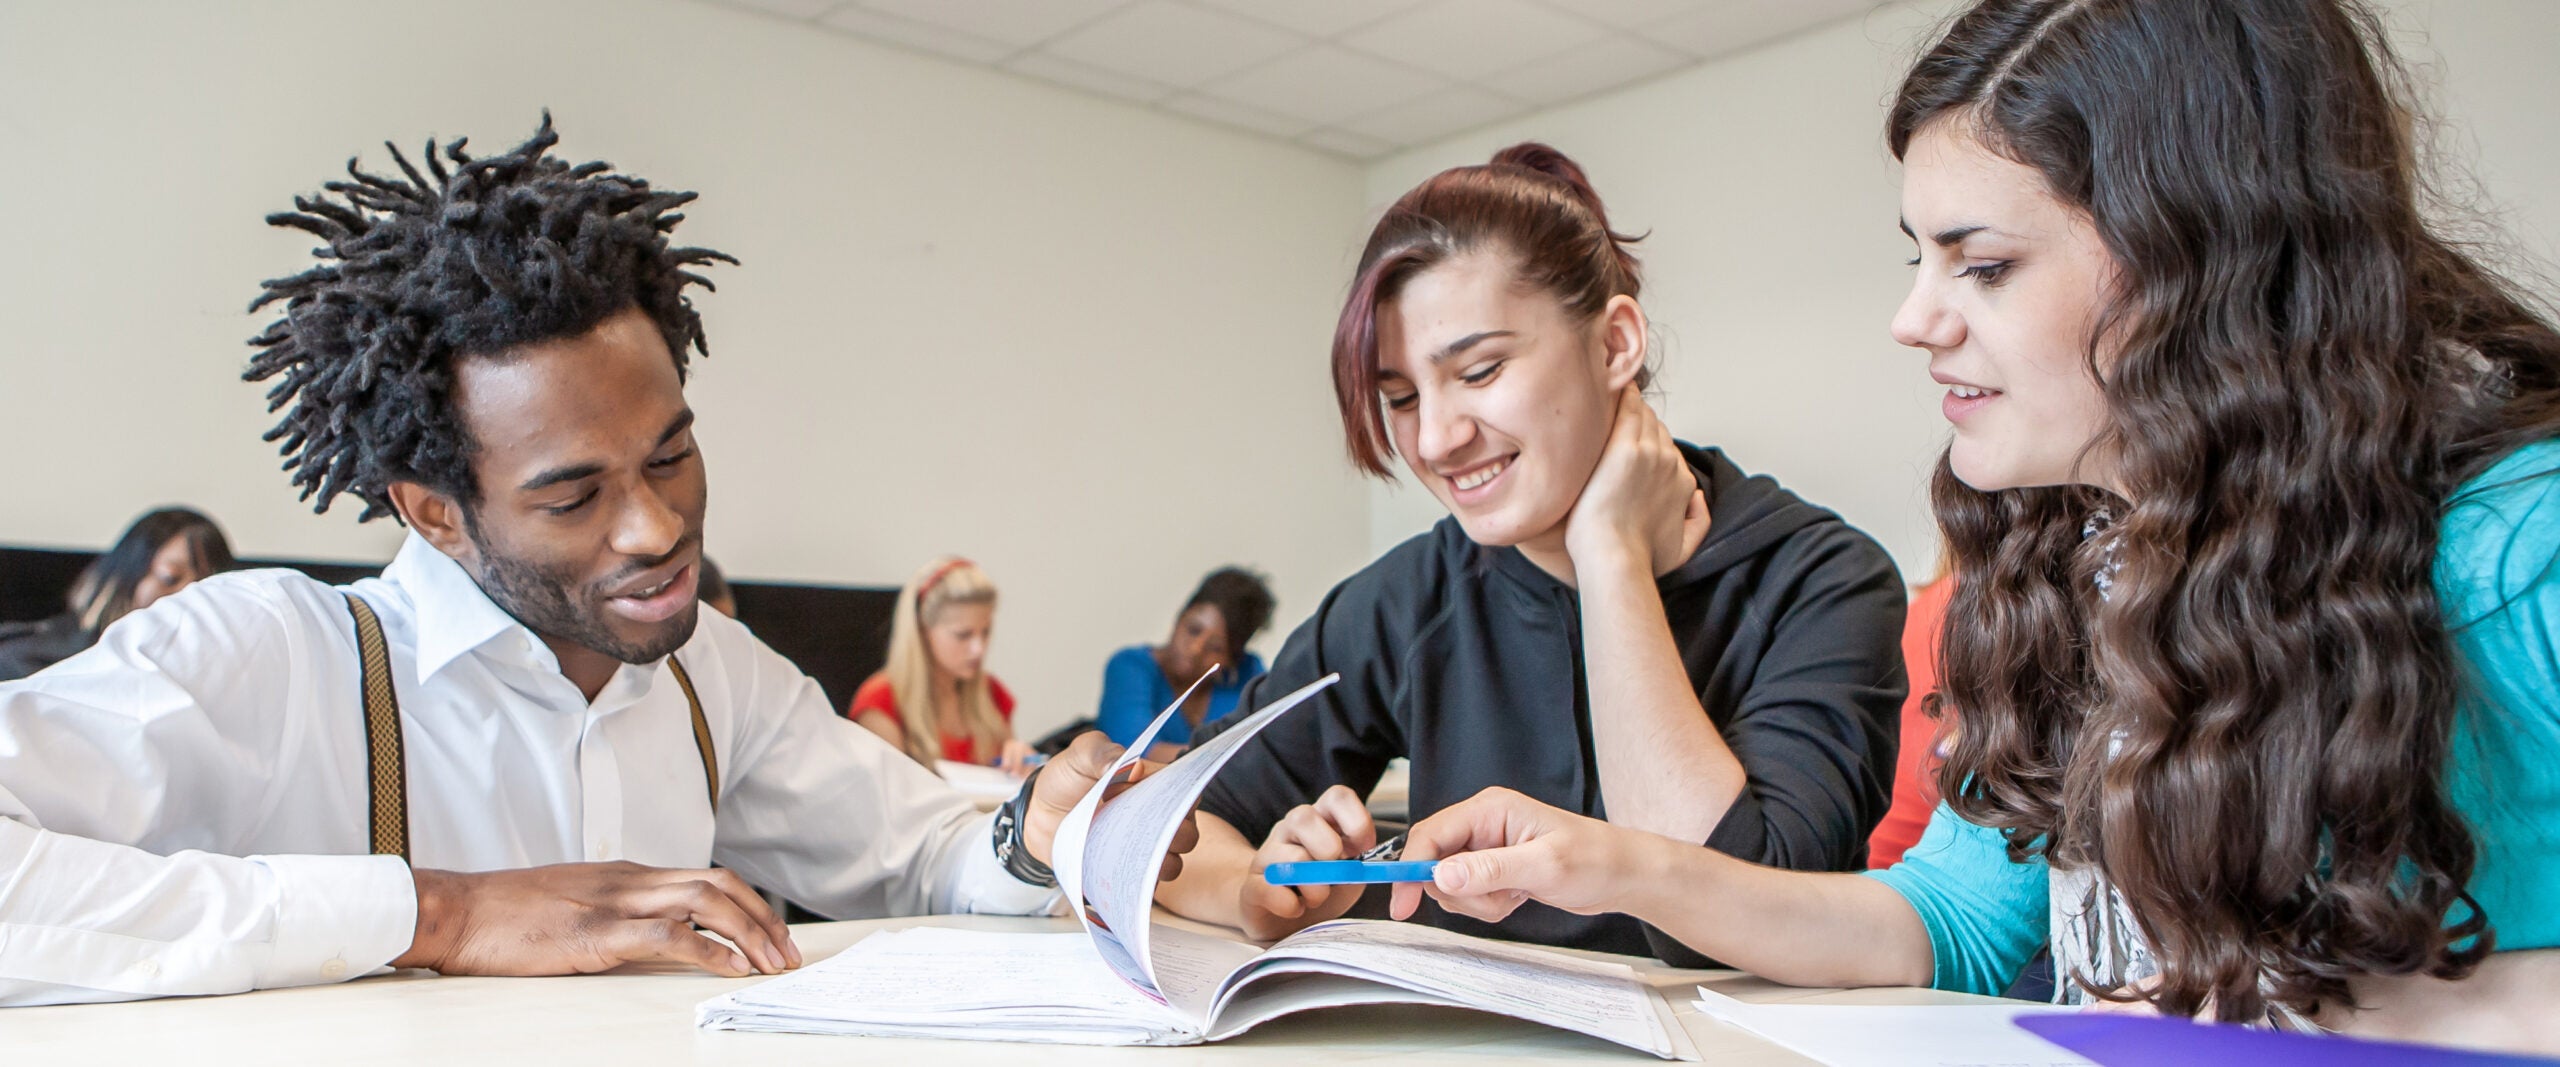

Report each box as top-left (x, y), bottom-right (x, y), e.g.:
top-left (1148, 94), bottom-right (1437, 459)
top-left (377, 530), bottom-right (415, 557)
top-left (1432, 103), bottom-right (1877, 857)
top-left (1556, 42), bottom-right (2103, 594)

top-left (245, 113), bottom-right (735, 522)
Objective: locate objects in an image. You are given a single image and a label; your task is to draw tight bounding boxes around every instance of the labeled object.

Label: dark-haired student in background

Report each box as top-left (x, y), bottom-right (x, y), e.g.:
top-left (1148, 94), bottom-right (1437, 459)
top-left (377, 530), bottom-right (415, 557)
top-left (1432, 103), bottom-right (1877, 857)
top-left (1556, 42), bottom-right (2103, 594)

top-left (0, 507), bottom-right (235, 682)
top-left (1153, 143), bottom-right (1908, 965)
top-left (696, 556), bottom-right (738, 618)
top-left (1095, 567), bottom-right (1275, 762)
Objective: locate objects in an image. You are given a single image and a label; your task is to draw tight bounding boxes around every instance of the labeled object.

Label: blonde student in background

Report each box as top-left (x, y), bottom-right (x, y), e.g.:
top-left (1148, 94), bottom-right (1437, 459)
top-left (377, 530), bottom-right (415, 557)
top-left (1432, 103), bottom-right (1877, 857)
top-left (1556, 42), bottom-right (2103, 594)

top-left (1387, 0), bottom-right (2560, 1051)
top-left (847, 556), bottom-right (1039, 775)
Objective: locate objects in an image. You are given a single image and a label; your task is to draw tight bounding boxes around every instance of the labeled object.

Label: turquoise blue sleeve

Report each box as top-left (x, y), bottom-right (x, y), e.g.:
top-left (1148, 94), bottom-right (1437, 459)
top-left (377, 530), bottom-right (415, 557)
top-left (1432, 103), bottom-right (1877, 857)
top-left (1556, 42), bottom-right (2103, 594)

top-left (2436, 440), bottom-right (2560, 951)
top-left (1862, 804), bottom-right (2049, 995)
top-left (1093, 646), bottom-right (1168, 747)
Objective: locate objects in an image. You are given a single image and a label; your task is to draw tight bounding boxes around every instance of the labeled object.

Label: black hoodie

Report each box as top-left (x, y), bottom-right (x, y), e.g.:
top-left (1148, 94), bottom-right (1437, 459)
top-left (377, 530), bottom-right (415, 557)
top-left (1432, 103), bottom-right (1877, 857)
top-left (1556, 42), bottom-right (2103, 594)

top-left (1197, 442), bottom-right (1907, 966)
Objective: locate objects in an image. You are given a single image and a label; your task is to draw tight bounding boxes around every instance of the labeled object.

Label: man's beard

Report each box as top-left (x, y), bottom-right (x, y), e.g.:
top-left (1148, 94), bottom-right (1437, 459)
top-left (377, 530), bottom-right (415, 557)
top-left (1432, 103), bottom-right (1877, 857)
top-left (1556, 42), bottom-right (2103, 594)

top-left (471, 531), bottom-right (700, 665)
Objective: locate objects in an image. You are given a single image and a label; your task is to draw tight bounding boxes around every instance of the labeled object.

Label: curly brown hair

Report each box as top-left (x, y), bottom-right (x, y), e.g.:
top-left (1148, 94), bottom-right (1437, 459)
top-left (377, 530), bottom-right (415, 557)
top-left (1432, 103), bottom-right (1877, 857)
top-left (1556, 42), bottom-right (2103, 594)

top-left (1897, 0), bottom-right (2560, 1021)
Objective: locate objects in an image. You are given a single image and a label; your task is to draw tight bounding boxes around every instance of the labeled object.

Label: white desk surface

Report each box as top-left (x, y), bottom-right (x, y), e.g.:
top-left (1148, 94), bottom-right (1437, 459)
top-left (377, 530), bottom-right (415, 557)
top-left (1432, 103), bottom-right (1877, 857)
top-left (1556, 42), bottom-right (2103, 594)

top-left (1368, 758), bottom-right (1411, 821)
top-left (0, 912), bottom-right (2005, 1065)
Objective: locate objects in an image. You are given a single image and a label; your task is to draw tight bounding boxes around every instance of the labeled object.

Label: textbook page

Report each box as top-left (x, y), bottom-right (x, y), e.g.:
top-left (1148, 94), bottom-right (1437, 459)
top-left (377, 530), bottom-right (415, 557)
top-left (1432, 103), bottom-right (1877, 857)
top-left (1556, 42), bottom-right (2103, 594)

top-left (1691, 987), bottom-right (2088, 1067)
top-left (1144, 922), bottom-right (1265, 1022)
top-left (1048, 671), bottom-right (1205, 990)
top-left (1204, 918), bottom-right (1688, 1059)
top-left (1066, 672), bottom-right (1340, 1001)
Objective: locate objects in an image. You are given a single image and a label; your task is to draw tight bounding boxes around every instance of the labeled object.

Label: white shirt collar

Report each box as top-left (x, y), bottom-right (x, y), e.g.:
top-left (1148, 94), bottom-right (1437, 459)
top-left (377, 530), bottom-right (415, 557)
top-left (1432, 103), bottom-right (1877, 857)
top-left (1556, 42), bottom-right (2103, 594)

top-left (382, 532), bottom-right (543, 681)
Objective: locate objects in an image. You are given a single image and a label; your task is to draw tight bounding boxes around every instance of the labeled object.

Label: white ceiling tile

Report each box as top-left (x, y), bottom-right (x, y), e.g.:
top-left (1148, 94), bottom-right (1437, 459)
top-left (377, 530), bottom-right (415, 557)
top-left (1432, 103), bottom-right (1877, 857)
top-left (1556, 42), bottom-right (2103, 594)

top-left (1488, 33), bottom-right (1694, 106)
top-left (715, 0), bottom-right (1880, 159)
top-left (1542, 0), bottom-right (1704, 32)
top-left (1297, 127), bottom-right (1400, 161)
top-left (817, 6), bottom-right (1016, 63)
top-left (1004, 51), bottom-right (1175, 103)
top-left (1186, 0), bottom-right (1428, 39)
top-left (1158, 93), bottom-right (1321, 138)
top-left (853, 0), bottom-right (1133, 49)
top-left (1340, 85), bottom-right (1518, 145)
top-left (1040, 1), bottom-right (1309, 89)
top-left (706, 0), bottom-right (850, 20)
top-left (1645, 0), bottom-right (1876, 59)
top-left (1197, 44), bottom-right (1446, 126)
top-left (1340, 0), bottom-right (1610, 83)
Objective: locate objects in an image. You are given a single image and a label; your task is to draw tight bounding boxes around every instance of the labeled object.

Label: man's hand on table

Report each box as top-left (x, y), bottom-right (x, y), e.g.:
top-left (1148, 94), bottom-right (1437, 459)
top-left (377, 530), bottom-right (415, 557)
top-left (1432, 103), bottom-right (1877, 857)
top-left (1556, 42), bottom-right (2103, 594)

top-left (393, 862), bottom-right (802, 979)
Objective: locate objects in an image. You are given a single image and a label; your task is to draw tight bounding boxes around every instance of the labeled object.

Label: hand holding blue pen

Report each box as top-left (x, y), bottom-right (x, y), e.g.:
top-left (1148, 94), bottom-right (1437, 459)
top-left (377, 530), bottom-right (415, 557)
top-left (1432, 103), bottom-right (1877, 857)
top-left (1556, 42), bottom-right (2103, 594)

top-left (1239, 784), bottom-right (1389, 941)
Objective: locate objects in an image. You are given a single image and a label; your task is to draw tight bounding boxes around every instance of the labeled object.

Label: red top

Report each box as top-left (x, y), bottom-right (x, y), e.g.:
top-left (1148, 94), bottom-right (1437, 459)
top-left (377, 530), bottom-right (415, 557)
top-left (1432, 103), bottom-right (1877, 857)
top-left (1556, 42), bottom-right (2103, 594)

top-left (845, 671), bottom-right (1016, 765)
top-left (1868, 574), bottom-right (1956, 868)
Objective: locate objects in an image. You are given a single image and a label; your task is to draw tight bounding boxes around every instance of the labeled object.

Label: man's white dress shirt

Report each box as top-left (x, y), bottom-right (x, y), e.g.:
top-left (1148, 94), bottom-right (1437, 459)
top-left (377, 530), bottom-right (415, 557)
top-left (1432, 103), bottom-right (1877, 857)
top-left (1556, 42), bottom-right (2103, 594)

top-left (0, 534), bottom-right (1052, 1006)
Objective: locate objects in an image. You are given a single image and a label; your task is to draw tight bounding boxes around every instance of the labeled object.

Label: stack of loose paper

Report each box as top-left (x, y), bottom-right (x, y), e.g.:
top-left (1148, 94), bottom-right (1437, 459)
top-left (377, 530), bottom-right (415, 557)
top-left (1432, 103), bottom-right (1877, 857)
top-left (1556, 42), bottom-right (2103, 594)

top-left (1691, 987), bottom-right (2089, 1067)
top-left (698, 927), bottom-right (1191, 1045)
top-left (932, 759), bottom-right (1024, 802)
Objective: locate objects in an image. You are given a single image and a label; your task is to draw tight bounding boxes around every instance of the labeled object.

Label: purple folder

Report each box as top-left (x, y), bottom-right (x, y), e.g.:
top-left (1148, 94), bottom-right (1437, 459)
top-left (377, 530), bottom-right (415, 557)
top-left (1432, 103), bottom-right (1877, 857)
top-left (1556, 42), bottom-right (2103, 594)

top-left (2017, 1013), bottom-right (2560, 1066)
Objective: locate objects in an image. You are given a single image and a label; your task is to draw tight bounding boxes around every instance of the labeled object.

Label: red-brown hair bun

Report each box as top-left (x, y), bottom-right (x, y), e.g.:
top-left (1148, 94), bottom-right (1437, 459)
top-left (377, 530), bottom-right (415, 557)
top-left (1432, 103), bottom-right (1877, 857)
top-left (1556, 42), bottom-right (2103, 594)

top-left (1331, 143), bottom-right (1646, 478)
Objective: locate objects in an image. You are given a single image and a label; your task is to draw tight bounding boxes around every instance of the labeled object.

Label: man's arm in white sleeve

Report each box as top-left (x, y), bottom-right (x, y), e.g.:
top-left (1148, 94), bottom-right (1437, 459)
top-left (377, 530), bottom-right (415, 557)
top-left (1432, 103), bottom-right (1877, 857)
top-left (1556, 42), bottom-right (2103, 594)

top-left (0, 817), bottom-right (415, 1006)
top-left (0, 574), bottom-right (420, 1005)
top-left (698, 617), bottom-right (1058, 918)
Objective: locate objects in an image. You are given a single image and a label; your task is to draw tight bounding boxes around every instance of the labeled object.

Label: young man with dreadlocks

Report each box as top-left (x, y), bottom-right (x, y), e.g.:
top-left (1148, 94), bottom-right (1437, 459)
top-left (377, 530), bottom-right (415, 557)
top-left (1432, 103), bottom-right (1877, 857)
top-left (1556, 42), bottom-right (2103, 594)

top-left (0, 116), bottom-right (1166, 1006)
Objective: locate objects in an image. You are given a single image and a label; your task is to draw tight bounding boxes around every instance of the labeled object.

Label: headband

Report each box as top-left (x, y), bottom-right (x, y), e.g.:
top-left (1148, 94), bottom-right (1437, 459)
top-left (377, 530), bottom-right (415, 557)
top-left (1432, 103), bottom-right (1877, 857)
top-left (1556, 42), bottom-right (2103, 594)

top-left (916, 557), bottom-right (975, 612)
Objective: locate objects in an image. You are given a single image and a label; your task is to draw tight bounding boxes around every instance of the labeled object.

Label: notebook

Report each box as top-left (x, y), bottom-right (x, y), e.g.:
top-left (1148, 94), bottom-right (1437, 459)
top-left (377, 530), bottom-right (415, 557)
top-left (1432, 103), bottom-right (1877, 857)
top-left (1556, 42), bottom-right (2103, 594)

top-left (697, 672), bottom-right (1696, 1059)
top-left (2017, 1013), bottom-right (2560, 1067)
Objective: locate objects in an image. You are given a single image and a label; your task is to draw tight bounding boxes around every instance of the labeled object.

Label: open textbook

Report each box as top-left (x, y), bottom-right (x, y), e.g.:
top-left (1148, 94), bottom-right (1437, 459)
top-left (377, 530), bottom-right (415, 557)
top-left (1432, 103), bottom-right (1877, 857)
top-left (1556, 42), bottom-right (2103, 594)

top-left (698, 673), bottom-right (1695, 1059)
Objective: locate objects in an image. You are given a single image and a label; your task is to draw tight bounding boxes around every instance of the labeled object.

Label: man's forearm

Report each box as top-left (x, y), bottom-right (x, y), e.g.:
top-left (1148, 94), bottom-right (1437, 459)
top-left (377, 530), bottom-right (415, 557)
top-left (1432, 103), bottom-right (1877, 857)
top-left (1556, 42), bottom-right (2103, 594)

top-left (0, 819), bottom-right (417, 1006)
top-left (1152, 812), bottom-right (1252, 926)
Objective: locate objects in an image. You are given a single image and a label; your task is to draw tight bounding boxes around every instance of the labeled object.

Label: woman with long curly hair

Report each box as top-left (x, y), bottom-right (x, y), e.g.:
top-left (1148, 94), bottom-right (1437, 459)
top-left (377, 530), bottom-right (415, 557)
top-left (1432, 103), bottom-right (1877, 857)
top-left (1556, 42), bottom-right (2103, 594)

top-left (1382, 0), bottom-right (2560, 1047)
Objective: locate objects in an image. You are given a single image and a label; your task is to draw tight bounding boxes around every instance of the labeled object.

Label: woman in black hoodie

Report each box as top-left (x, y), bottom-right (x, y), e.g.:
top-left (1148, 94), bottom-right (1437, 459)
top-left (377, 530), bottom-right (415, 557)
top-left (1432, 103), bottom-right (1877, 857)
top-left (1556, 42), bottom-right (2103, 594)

top-left (1154, 144), bottom-right (1908, 966)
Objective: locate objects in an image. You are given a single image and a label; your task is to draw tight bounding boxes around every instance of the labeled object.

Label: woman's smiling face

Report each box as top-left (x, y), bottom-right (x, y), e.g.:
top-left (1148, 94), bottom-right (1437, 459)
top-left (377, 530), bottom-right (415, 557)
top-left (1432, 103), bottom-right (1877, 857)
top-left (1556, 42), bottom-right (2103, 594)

top-left (1893, 119), bottom-right (2122, 494)
top-left (1375, 249), bottom-right (1637, 549)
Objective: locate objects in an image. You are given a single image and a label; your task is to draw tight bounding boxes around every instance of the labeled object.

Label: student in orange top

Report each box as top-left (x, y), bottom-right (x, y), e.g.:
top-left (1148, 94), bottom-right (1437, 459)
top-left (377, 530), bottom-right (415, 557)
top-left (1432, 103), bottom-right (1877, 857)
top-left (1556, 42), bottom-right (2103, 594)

top-left (1867, 569), bottom-right (1955, 867)
top-left (846, 556), bottom-right (1038, 774)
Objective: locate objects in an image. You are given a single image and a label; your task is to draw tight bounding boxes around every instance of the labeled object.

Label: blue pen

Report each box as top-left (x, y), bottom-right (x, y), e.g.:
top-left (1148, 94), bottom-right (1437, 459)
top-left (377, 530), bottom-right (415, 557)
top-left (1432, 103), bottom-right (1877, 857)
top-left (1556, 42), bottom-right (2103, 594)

top-left (1263, 859), bottom-right (1440, 885)
top-left (1262, 833), bottom-right (1441, 886)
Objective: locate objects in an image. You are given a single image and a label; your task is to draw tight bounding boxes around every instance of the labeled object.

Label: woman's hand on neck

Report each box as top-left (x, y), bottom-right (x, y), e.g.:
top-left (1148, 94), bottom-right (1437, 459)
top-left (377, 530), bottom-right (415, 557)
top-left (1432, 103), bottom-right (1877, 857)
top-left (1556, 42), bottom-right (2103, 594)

top-left (1531, 388), bottom-right (1711, 588)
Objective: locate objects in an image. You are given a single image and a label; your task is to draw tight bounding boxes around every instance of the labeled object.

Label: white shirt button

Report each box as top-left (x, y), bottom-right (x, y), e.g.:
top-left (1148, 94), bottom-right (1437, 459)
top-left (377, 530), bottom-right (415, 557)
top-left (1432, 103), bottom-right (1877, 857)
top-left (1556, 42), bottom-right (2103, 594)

top-left (320, 958), bottom-right (349, 979)
top-left (132, 959), bottom-right (159, 978)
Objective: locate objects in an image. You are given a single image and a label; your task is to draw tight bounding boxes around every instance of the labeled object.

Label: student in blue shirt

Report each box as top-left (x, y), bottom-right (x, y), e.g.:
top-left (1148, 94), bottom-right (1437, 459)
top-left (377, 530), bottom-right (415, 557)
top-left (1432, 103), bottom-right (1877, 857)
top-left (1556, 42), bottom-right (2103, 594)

top-left (1384, 0), bottom-right (2560, 1050)
top-left (1095, 567), bottom-right (1274, 760)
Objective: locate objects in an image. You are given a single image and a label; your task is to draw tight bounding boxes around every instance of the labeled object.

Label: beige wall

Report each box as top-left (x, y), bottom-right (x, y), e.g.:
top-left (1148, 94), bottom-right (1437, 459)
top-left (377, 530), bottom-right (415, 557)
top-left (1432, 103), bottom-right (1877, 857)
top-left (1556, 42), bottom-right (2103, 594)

top-left (5, 0), bottom-right (2554, 733)
top-left (0, 0), bottom-right (1374, 736)
top-left (1361, 0), bottom-right (2560, 580)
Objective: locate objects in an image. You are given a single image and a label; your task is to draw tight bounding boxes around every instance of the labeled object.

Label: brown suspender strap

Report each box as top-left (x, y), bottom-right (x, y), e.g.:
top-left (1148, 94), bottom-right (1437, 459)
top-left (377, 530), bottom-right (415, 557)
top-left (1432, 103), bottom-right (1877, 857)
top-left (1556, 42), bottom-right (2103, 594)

top-left (667, 657), bottom-right (718, 815)
top-left (344, 589), bottom-right (720, 860)
top-left (343, 593), bottom-right (410, 862)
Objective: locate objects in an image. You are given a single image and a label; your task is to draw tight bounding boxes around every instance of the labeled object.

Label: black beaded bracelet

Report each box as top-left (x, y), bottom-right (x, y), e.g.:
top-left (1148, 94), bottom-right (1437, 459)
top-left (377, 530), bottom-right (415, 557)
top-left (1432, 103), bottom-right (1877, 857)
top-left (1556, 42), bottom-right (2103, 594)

top-left (991, 764), bottom-right (1058, 888)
